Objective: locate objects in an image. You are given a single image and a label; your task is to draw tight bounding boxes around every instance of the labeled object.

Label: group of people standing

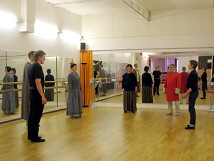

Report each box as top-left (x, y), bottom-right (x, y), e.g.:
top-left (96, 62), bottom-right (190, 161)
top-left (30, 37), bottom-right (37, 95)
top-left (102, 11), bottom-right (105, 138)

top-left (122, 60), bottom-right (200, 130)
top-left (0, 67), bottom-right (19, 114)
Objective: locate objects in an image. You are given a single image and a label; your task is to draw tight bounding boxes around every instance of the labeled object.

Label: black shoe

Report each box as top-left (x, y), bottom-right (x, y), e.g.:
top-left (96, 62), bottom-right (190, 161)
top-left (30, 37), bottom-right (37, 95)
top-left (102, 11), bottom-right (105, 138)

top-left (28, 136), bottom-right (41, 140)
top-left (31, 138), bottom-right (45, 142)
top-left (157, 94), bottom-right (160, 95)
top-left (185, 125), bottom-right (195, 130)
top-left (124, 111), bottom-right (127, 113)
top-left (201, 97), bottom-right (206, 99)
top-left (132, 111), bottom-right (136, 113)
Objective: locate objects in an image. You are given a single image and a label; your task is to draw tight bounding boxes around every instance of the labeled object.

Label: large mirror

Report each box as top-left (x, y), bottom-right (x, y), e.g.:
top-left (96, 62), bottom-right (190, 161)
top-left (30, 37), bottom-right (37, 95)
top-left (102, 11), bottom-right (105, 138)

top-left (0, 50), bottom-right (71, 122)
top-left (93, 52), bottom-right (213, 108)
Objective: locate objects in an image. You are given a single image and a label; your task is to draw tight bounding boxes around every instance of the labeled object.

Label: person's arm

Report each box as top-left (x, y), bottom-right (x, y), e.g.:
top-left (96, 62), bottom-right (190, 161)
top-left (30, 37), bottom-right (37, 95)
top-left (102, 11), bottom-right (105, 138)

top-left (68, 74), bottom-right (74, 96)
top-left (122, 75), bottom-right (125, 92)
top-left (35, 78), bottom-right (47, 104)
top-left (182, 88), bottom-right (192, 98)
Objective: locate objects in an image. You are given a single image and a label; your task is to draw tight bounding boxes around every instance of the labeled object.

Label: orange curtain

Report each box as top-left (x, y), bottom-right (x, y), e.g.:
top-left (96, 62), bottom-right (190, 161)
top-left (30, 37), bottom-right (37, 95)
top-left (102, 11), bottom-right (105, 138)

top-left (80, 50), bottom-right (93, 107)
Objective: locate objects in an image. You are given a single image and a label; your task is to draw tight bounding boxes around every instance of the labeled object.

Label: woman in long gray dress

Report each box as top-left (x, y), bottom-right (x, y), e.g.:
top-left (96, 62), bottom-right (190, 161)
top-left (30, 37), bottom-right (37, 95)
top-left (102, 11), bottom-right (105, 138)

top-left (1, 66), bottom-right (16, 114)
top-left (67, 63), bottom-right (82, 118)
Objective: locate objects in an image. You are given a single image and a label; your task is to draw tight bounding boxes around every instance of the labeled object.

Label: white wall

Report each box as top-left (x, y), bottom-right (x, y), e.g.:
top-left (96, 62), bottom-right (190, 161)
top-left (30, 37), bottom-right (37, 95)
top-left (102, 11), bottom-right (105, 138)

top-left (82, 9), bottom-right (214, 53)
top-left (0, 0), bottom-right (81, 65)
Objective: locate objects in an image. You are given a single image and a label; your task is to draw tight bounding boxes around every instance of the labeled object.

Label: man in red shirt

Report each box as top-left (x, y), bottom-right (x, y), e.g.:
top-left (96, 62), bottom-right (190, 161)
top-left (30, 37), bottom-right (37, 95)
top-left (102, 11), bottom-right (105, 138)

top-left (164, 64), bottom-right (181, 116)
top-left (180, 67), bottom-right (189, 104)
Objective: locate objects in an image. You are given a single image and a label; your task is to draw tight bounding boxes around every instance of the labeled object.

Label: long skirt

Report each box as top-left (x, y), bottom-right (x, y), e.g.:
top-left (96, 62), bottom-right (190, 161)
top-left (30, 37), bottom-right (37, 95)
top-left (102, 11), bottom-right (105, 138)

top-left (45, 89), bottom-right (54, 101)
top-left (2, 92), bottom-right (16, 114)
top-left (123, 91), bottom-right (137, 112)
top-left (142, 86), bottom-right (153, 103)
top-left (67, 89), bottom-right (82, 118)
top-left (15, 91), bottom-right (19, 108)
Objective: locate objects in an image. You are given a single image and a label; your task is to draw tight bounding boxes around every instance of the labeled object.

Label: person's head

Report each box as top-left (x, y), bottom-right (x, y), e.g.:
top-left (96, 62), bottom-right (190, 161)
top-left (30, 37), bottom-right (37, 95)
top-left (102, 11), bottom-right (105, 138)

top-left (182, 67), bottom-right (186, 72)
top-left (156, 66), bottom-right (160, 70)
top-left (188, 60), bottom-right (198, 70)
top-left (144, 66), bottom-right (149, 72)
top-left (202, 66), bottom-right (207, 72)
top-left (126, 64), bottom-right (132, 73)
top-left (169, 64), bottom-right (176, 72)
top-left (134, 64), bottom-right (138, 68)
top-left (11, 68), bottom-right (16, 75)
top-left (34, 50), bottom-right (46, 64)
top-left (5, 66), bottom-right (11, 73)
top-left (28, 51), bottom-right (35, 62)
top-left (70, 63), bottom-right (77, 72)
top-left (47, 69), bottom-right (51, 75)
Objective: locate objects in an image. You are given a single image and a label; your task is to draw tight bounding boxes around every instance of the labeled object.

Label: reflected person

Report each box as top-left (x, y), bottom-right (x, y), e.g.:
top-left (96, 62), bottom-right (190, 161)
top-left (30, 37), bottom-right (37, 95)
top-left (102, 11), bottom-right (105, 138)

top-left (45, 69), bottom-right (55, 101)
top-left (99, 64), bottom-right (107, 96)
top-left (201, 66), bottom-right (207, 99)
top-left (67, 63), bottom-right (82, 118)
top-left (1, 66), bottom-right (16, 114)
top-left (11, 68), bottom-right (19, 108)
top-left (142, 66), bottom-right (153, 103)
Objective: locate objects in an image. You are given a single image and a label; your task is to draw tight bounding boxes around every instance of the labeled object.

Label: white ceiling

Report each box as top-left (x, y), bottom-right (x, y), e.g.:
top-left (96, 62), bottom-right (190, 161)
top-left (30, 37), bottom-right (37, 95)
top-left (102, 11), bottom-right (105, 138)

top-left (45, 0), bottom-right (214, 16)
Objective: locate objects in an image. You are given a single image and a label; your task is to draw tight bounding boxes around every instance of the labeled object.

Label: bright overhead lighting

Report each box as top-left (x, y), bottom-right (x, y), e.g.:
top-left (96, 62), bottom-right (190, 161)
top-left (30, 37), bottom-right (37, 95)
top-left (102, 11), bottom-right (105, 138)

top-left (34, 21), bottom-right (58, 38)
top-left (0, 11), bottom-right (18, 28)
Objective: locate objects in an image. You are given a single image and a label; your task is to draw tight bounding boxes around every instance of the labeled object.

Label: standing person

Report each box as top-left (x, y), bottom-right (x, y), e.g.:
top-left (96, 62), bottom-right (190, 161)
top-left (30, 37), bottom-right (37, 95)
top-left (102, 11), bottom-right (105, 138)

top-left (179, 67), bottom-right (189, 104)
top-left (21, 51), bottom-right (34, 122)
top-left (182, 60), bottom-right (199, 130)
top-left (1, 66), bottom-right (16, 114)
top-left (122, 64), bottom-right (138, 113)
top-left (201, 66), bottom-right (207, 99)
top-left (99, 64), bottom-right (107, 96)
top-left (153, 66), bottom-right (161, 95)
top-left (11, 68), bottom-right (19, 108)
top-left (45, 69), bottom-right (55, 101)
top-left (67, 63), bottom-right (82, 118)
top-left (28, 50), bottom-right (47, 142)
top-left (133, 64), bottom-right (140, 97)
top-left (142, 66), bottom-right (153, 103)
top-left (164, 64), bottom-right (181, 116)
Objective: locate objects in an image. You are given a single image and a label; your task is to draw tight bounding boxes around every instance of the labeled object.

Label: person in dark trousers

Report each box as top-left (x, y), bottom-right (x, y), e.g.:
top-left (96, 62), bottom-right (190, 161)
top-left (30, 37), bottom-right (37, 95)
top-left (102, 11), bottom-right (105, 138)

top-left (182, 60), bottom-right (199, 130)
top-left (201, 66), bottom-right (207, 99)
top-left (142, 66), bottom-right (153, 103)
top-left (153, 66), bottom-right (161, 95)
top-left (28, 50), bottom-right (47, 142)
top-left (122, 64), bottom-right (138, 113)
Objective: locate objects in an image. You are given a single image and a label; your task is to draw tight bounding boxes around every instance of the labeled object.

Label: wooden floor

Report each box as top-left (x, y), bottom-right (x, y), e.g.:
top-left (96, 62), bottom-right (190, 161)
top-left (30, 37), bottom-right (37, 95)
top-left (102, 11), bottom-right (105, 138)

top-left (1, 107), bottom-right (214, 161)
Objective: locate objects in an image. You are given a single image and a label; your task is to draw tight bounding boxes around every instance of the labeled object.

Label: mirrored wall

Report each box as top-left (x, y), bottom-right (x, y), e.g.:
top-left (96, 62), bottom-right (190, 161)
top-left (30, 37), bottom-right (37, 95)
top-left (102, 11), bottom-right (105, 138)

top-left (94, 53), bottom-right (214, 107)
top-left (0, 50), bottom-right (71, 122)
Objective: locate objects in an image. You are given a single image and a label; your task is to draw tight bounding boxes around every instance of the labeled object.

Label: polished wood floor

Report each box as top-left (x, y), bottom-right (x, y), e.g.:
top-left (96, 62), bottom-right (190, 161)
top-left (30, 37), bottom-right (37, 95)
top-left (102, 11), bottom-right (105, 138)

top-left (1, 107), bottom-right (214, 161)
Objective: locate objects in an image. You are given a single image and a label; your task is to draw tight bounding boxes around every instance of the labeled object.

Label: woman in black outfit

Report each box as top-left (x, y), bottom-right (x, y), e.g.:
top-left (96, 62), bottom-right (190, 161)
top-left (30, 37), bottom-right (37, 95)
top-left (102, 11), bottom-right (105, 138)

top-left (122, 64), bottom-right (137, 113)
top-left (201, 66), bottom-right (207, 99)
top-left (142, 66), bottom-right (153, 103)
top-left (45, 69), bottom-right (55, 101)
